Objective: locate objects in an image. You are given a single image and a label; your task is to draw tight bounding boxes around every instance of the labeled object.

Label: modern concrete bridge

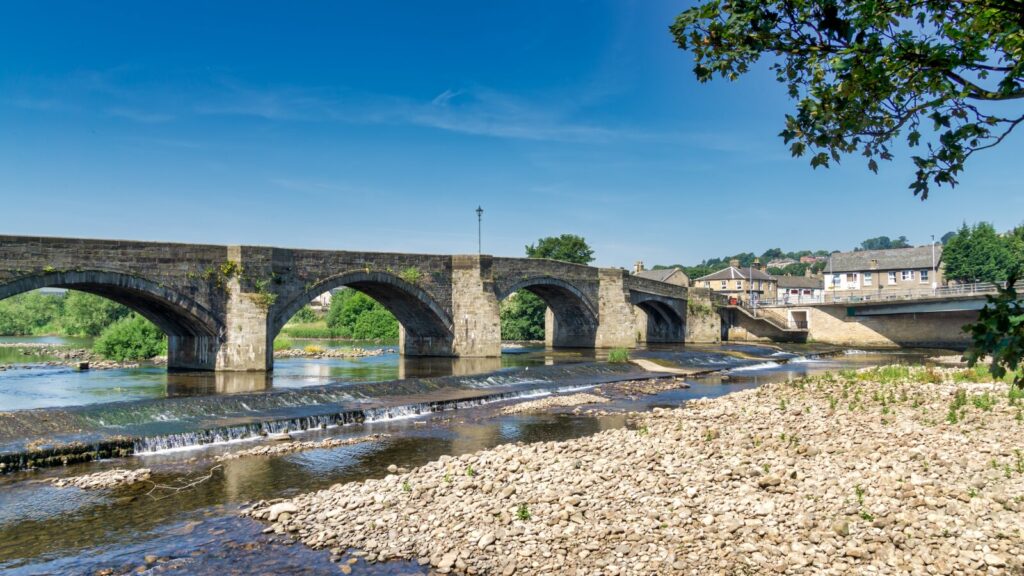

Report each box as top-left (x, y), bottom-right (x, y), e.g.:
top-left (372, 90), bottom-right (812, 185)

top-left (0, 235), bottom-right (711, 371)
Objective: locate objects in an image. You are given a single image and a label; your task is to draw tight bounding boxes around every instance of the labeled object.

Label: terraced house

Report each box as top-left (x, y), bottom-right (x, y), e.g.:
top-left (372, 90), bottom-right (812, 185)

top-left (696, 259), bottom-right (776, 304)
top-left (825, 245), bottom-right (943, 297)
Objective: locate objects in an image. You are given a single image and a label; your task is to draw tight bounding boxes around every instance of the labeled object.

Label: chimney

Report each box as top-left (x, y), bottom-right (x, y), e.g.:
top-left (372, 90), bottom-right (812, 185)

top-left (729, 259), bottom-right (740, 268)
top-left (753, 257), bottom-right (763, 271)
top-left (869, 259), bottom-right (878, 270)
top-left (634, 261), bottom-right (645, 274)
top-left (804, 266), bottom-right (812, 278)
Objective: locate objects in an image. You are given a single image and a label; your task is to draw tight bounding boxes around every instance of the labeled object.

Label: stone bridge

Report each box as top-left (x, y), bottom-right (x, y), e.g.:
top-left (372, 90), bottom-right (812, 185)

top-left (0, 236), bottom-right (710, 371)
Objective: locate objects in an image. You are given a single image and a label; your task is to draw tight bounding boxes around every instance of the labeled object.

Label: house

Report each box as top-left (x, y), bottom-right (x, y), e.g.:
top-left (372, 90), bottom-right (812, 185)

top-left (766, 258), bottom-right (797, 270)
top-left (775, 275), bottom-right (824, 304)
top-left (632, 262), bottom-right (689, 287)
top-left (799, 255), bottom-right (826, 264)
top-left (826, 246), bottom-right (943, 295)
top-left (696, 259), bottom-right (776, 304)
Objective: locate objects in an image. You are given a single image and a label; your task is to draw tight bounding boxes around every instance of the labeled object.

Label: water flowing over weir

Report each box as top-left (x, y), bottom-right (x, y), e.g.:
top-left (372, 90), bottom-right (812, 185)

top-left (0, 362), bottom-right (664, 470)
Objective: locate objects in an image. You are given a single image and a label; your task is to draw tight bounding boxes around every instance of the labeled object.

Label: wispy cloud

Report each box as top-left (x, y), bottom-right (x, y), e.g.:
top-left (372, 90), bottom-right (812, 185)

top-left (107, 107), bottom-right (175, 124)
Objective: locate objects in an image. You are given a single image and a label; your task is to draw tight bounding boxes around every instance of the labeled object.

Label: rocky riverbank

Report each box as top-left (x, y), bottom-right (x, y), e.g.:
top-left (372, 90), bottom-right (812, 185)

top-left (215, 433), bottom-right (390, 462)
top-left (48, 468), bottom-right (151, 489)
top-left (246, 366), bottom-right (1024, 575)
top-left (273, 346), bottom-right (387, 360)
top-left (0, 344), bottom-right (166, 370)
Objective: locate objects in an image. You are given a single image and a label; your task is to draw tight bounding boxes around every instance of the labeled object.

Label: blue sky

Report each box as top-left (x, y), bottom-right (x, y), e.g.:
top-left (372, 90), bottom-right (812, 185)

top-left (2, 1), bottom-right (1021, 267)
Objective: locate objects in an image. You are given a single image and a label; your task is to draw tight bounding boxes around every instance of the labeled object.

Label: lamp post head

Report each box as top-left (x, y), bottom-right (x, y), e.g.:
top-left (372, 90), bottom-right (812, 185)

top-left (476, 206), bottom-right (483, 218)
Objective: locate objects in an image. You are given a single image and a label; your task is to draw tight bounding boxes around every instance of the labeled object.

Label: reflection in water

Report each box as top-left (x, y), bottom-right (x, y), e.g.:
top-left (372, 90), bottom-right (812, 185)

top-left (166, 371), bottom-right (273, 396)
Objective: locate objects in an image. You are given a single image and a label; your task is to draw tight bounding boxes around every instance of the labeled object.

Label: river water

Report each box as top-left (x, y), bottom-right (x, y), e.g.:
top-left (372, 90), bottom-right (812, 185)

top-left (0, 338), bottom-right (950, 575)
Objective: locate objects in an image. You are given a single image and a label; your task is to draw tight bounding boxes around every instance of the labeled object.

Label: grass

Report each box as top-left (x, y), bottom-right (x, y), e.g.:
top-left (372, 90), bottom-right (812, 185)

top-left (516, 503), bottom-right (531, 521)
top-left (279, 321), bottom-right (342, 339)
top-left (607, 348), bottom-right (629, 363)
top-left (272, 336), bottom-right (293, 351)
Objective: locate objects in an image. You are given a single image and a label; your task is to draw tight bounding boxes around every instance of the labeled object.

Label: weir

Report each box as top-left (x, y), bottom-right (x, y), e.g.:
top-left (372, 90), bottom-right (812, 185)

top-left (0, 236), bottom-right (709, 372)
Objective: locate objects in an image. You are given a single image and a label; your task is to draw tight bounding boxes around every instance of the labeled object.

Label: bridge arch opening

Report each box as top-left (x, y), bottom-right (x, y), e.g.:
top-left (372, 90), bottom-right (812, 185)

top-left (0, 270), bottom-right (223, 370)
top-left (634, 299), bottom-right (685, 343)
top-left (270, 271), bottom-right (454, 357)
top-left (498, 277), bottom-right (598, 348)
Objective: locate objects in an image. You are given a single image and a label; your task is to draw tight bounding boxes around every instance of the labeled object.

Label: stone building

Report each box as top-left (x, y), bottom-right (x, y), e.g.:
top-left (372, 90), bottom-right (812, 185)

top-left (696, 259), bottom-right (776, 304)
top-left (632, 262), bottom-right (690, 287)
top-left (775, 275), bottom-right (824, 304)
top-left (826, 245), bottom-right (943, 296)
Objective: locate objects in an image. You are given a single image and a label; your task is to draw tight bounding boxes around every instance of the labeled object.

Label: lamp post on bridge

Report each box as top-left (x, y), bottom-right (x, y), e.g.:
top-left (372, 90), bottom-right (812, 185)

top-left (476, 206), bottom-right (484, 255)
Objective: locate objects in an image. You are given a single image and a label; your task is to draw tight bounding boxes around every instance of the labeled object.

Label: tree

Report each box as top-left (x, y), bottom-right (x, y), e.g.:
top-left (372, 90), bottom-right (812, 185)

top-left (93, 314), bottom-right (167, 361)
top-left (61, 291), bottom-right (130, 336)
top-left (856, 236), bottom-right (910, 251)
top-left (671, 1), bottom-right (1024, 198)
top-left (963, 268), bottom-right (1023, 389)
top-left (503, 235), bottom-right (595, 341)
top-left (940, 231), bottom-right (957, 245)
top-left (0, 291), bottom-right (63, 335)
top-left (943, 222), bottom-right (1015, 283)
top-left (525, 234), bottom-right (595, 265)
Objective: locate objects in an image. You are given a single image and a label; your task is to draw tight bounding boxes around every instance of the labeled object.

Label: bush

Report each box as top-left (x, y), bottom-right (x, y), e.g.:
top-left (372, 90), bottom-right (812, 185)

top-left (326, 289), bottom-right (398, 341)
top-left (93, 314), bottom-right (167, 361)
top-left (500, 290), bottom-right (546, 341)
top-left (351, 307), bottom-right (399, 340)
top-left (608, 348), bottom-right (629, 363)
top-left (272, 336), bottom-right (294, 351)
top-left (290, 305), bottom-right (320, 324)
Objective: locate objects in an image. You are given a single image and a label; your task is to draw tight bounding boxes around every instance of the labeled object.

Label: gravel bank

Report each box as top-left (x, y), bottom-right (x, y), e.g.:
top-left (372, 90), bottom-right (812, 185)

top-left (49, 468), bottom-right (151, 489)
top-left (246, 366), bottom-right (1024, 575)
top-left (499, 393), bottom-right (610, 415)
top-left (215, 434), bottom-right (389, 462)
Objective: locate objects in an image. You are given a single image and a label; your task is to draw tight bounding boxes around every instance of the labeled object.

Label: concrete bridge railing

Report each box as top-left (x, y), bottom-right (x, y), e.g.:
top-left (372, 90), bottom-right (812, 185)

top-left (0, 235), bottom-right (716, 372)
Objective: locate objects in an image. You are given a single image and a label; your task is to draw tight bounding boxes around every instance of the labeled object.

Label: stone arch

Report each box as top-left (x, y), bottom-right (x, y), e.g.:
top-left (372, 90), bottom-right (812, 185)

top-left (0, 270), bottom-right (221, 338)
top-left (0, 270), bottom-right (224, 370)
top-left (631, 293), bottom-right (685, 343)
top-left (499, 276), bottom-right (598, 348)
top-left (270, 270), bottom-right (454, 356)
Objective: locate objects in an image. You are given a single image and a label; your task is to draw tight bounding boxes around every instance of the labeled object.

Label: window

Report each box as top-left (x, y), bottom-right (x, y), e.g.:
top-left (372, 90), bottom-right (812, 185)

top-left (888, 272), bottom-right (897, 285)
top-left (846, 273), bottom-right (858, 283)
top-left (901, 270), bottom-right (914, 281)
top-left (920, 270), bottom-right (929, 283)
top-left (704, 281), bottom-right (710, 288)
top-left (736, 280), bottom-right (743, 290)
top-left (832, 274), bottom-right (841, 286)
top-left (720, 280), bottom-right (727, 290)
top-left (864, 272), bottom-right (872, 286)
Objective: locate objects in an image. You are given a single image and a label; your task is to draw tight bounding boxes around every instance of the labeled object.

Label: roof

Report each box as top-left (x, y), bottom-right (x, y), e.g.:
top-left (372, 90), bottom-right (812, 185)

top-left (634, 268), bottom-right (687, 282)
top-left (775, 276), bottom-right (824, 289)
top-left (696, 266), bottom-right (773, 282)
top-left (828, 246), bottom-right (941, 273)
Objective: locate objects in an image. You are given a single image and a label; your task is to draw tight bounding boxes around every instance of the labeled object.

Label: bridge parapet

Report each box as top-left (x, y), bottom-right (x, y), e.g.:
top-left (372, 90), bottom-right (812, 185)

top-left (0, 235), bottom-right (710, 371)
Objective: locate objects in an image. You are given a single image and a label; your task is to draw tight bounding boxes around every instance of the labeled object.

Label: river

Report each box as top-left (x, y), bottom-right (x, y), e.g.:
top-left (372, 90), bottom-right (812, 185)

top-left (0, 337), bottom-right (951, 575)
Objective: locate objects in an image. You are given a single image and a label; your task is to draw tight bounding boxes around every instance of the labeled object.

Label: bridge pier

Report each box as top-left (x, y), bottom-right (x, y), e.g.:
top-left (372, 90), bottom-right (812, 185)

top-left (449, 255), bottom-right (502, 357)
top-left (595, 269), bottom-right (640, 349)
top-left (211, 247), bottom-right (273, 371)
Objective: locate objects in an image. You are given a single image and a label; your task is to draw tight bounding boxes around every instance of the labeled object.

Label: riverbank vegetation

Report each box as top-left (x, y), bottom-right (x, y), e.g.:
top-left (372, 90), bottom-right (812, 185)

top-left (278, 290), bottom-right (400, 342)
